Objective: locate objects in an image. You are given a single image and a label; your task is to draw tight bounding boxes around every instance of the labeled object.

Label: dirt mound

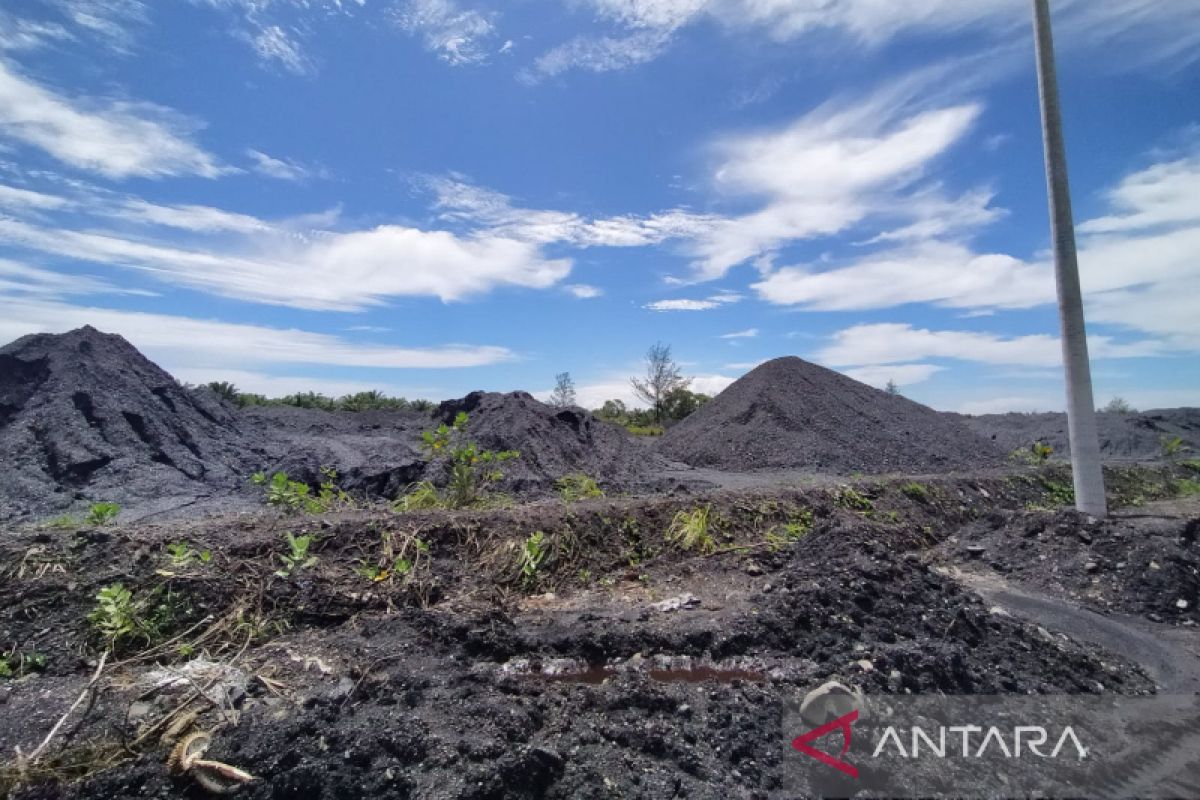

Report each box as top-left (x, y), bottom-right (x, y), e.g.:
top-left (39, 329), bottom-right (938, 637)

top-left (960, 408), bottom-right (1200, 461)
top-left (0, 327), bottom-right (252, 521)
top-left (435, 391), bottom-right (668, 493)
top-left (659, 357), bottom-right (1005, 474)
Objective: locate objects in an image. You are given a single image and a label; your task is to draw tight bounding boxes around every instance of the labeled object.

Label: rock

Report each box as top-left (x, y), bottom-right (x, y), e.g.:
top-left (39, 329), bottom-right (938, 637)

top-left (651, 594), bottom-right (700, 613)
top-left (1177, 599), bottom-right (1190, 610)
top-left (966, 545), bottom-right (986, 558)
top-left (745, 563), bottom-right (764, 576)
top-left (1085, 562), bottom-right (1099, 573)
top-left (799, 681), bottom-right (865, 727)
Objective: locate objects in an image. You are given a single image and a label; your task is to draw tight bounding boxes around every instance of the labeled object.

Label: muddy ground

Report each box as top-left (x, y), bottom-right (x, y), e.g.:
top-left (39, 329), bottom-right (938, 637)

top-left (2, 464), bottom-right (1198, 799)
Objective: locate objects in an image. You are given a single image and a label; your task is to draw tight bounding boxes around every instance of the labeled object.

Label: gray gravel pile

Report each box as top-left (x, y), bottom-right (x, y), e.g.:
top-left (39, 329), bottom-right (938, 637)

top-left (658, 356), bottom-right (1006, 474)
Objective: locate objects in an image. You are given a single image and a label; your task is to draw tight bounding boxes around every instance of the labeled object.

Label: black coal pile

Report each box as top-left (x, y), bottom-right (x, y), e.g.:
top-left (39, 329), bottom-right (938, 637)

top-left (0, 327), bottom-right (252, 521)
top-left (959, 408), bottom-right (1200, 460)
top-left (434, 391), bottom-right (668, 492)
top-left (243, 404), bottom-right (433, 499)
top-left (659, 356), bottom-right (1005, 473)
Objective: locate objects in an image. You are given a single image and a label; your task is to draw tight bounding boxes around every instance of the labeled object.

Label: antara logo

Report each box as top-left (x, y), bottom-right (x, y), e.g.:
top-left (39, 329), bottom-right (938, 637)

top-left (791, 710), bottom-right (860, 779)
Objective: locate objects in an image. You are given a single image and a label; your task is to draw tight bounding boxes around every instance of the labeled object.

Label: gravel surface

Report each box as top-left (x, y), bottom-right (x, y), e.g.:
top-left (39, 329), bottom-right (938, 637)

top-left (659, 357), bottom-right (1006, 474)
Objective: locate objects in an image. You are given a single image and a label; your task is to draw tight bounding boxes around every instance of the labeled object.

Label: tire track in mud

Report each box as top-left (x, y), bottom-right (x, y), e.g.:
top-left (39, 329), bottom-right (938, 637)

top-left (947, 568), bottom-right (1200, 694)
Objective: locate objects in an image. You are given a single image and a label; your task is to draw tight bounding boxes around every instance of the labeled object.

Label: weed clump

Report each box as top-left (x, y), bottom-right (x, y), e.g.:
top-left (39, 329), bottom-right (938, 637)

top-left (85, 502), bottom-right (119, 526)
top-left (667, 506), bottom-right (715, 554)
top-left (835, 486), bottom-right (874, 512)
top-left (252, 467), bottom-right (350, 514)
top-left (395, 413), bottom-right (519, 511)
top-left (901, 482), bottom-right (931, 503)
top-left (556, 473), bottom-right (604, 503)
top-left (275, 532), bottom-right (317, 578)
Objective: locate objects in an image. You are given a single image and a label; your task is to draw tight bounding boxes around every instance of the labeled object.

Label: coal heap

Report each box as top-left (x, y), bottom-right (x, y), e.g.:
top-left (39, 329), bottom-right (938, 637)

top-left (0, 327), bottom-right (251, 520)
top-left (658, 357), bottom-right (1005, 474)
top-left (434, 391), bottom-right (667, 492)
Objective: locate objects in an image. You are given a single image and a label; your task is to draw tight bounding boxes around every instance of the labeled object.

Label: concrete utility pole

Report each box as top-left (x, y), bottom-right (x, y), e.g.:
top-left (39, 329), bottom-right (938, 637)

top-left (1032, 0), bottom-right (1107, 518)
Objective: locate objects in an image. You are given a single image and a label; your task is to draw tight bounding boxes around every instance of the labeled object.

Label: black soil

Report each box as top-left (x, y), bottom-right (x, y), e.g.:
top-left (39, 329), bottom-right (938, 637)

top-left (0, 327), bottom-right (253, 521)
top-left (659, 357), bottom-right (1006, 474)
top-left (959, 408), bottom-right (1200, 460)
top-left (4, 474), bottom-right (1183, 800)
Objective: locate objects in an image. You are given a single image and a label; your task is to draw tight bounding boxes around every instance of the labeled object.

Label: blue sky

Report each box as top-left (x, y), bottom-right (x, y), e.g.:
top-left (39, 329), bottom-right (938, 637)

top-left (0, 0), bottom-right (1197, 413)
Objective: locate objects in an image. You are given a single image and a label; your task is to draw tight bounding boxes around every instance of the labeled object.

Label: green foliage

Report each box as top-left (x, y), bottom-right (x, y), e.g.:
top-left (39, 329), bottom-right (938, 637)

top-left (1182, 459), bottom-right (1200, 473)
top-left (43, 514), bottom-right (79, 530)
top-left (205, 381), bottom-right (239, 403)
top-left (1162, 436), bottom-right (1186, 458)
top-left (1101, 397), bottom-right (1135, 414)
top-left (766, 509), bottom-right (814, 551)
top-left (275, 532), bottom-right (318, 578)
top-left (164, 541), bottom-right (211, 569)
top-left (557, 473), bottom-right (604, 502)
top-left (85, 502), bottom-right (120, 526)
top-left (395, 481), bottom-right (442, 511)
top-left (901, 482), bottom-right (931, 503)
top-left (1174, 478), bottom-right (1200, 497)
top-left (88, 583), bottom-right (170, 649)
top-left (354, 531), bottom-right (430, 584)
top-left (625, 424), bottom-right (664, 437)
top-left (255, 468), bottom-right (349, 514)
top-left (667, 506), bottom-right (715, 554)
top-left (835, 486), bottom-right (874, 512)
top-left (0, 650), bottom-right (47, 679)
top-left (419, 413), bottom-right (518, 509)
top-left (1039, 477), bottom-right (1076, 507)
top-left (660, 387), bottom-right (711, 421)
top-left (1011, 442), bottom-right (1054, 465)
top-left (518, 531), bottom-right (549, 585)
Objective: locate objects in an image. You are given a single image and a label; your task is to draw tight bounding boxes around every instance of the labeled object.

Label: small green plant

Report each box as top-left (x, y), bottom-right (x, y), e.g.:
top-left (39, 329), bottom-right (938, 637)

top-left (43, 514), bottom-right (79, 530)
top-left (1032, 442), bottom-right (1054, 462)
top-left (557, 473), bottom-right (604, 503)
top-left (420, 413), bottom-right (519, 509)
top-left (86, 502), bottom-right (120, 526)
top-left (625, 425), bottom-right (664, 437)
top-left (519, 531), bottom-right (549, 585)
top-left (275, 532), bottom-right (318, 578)
top-left (0, 650), bottom-right (47, 679)
top-left (835, 487), bottom-right (874, 512)
top-left (901, 482), bottom-right (931, 503)
top-left (1174, 478), bottom-right (1200, 497)
top-left (666, 506), bottom-right (715, 554)
top-left (395, 481), bottom-right (442, 512)
top-left (89, 583), bottom-right (153, 648)
top-left (255, 469), bottom-right (348, 514)
top-left (1182, 459), bottom-right (1200, 474)
top-left (164, 541), bottom-right (212, 568)
top-left (577, 568), bottom-right (593, 584)
top-left (1162, 436), bottom-right (1186, 458)
top-left (1039, 477), bottom-right (1076, 507)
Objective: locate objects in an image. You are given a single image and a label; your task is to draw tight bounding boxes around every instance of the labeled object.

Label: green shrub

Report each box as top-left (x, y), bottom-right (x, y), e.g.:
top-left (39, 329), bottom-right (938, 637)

top-left (1162, 436), bottom-right (1186, 458)
top-left (85, 502), bottom-right (120, 526)
top-left (835, 487), bottom-right (874, 512)
top-left (667, 506), bottom-right (715, 554)
top-left (518, 531), bottom-right (549, 586)
top-left (395, 481), bottom-right (441, 511)
top-left (88, 583), bottom-right (170, 649)
top-left (275, 532), bottom-right (318, 578)
top-left (901, 482), bottom-right (931, 503)
top-left (625, 425), bottom-right (664, 437)
top-left (253, 468), bottom-right (349, 514)
top-left (557, 473), bottom-right (604, 502)
top-left (420, 413), bottom-right (519, 509)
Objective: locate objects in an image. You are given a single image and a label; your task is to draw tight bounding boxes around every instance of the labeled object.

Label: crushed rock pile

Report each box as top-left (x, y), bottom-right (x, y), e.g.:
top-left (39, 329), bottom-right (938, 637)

top-left (959, 409), bottom-right (1200, 460)
top-left (0, 326), bottom-right (253, 521)
top-left (658, 356), bottom-right (1006, 474)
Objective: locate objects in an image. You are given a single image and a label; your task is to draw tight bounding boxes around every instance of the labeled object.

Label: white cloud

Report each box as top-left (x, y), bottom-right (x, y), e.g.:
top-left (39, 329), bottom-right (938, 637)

top-left (59, 0), bottom-right (146, 53)
top-left (0, 258), bottom-right (148, 299)
top-left (840, 363), bottom-right (945, 389)
top-left (247, 149), bottom-right (319, 181)
top-left (958, 395), bottom-right (1063, 415)
top-left (566, 0), bottom-right (1200, 69)
top-left (564, 283), bottom-right (603, 299)
top-left (248, 24), bottom-right (313, 75)
top-left (753, 241), bottom-right (1052, 311)
top-left (0, 60), bottom-right (226, 179)
top-left (816, 323), bottom-right (1165, 369)
top-left (393, 0), bottom-right (495, 65)
top-left (526, 30), bottom-right (671, 80)
top-left (428, 175), bottom-right (716, 247)
top-left (570, 371), bottom-right (735, 408)
top-left (0, 182), bottom-right (71, 211)
top-left (1077, 151), bottom-right (1200, 234)
top-left (0, 13), bottom-right (75, 51)
top-left (0, 214), bottom-right (574, 310)
top-left (0, 296), bottom-right (515, 370)
top-left (645, 298), bottom-right (719, 312)
top-left (106, 199), bottom-right (272, 234)
top-left (719, 328), bottom-right (758, 339)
